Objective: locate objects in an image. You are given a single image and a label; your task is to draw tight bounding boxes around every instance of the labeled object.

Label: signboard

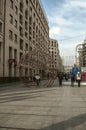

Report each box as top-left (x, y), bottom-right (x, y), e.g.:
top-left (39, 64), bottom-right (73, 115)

top-left (70, 67), bottom-right (79, 75)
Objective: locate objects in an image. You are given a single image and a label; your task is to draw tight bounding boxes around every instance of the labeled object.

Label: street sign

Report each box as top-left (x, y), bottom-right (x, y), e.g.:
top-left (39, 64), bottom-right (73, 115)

top-left (70, 67), bottom-right (79, 74)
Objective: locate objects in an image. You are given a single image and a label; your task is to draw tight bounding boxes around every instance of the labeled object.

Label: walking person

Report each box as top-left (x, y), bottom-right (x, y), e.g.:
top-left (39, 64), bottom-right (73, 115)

top-left (76, 72), bottom-right (81, 87)
top-left (58, 72), bottom-right (63, 86)
top-left (71, 74), bottom-right (75, 87)
top-left (35, 74), bottom-right (40, 86)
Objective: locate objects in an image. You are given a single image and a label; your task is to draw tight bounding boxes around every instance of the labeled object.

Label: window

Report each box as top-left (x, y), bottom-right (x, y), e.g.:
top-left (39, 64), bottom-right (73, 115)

top-left (25, 21), bottom-right (28, 30)
top-left (33, 31), bottom-right (35, 39)
top-left (19, 14), bottom-right (23, 25)
top-left (33, 13), bottom-right (35, 18)
top-left (14, 49), bottom-right (17, 76)
top-left (14, 49), bottom-right (17, 59)
top-left (14, 34), bottom-right (18, 43)
top-left (20, 52), bottom-right (23, 60)
top-left (25, 32), bottom-right (28, 38)
top-left (29, 36), bottom-right (31, 41)
top-left (29, 26), bottom-right (32, 35)
top-left (20, 39), bottom-right (23, 50)
top-left (29, 17), bottom-right (32, 25)
top-left (30, 6), bottom-right (32, 12)
top-left (26, 0), bottom-right (28, 6)
top-left (9, 14), bottom-right (13, 24)
top-left (25, 10), bottom-right (28, 19)
top-left (19, 26), bottom-right (23, 36)
top-left (20, 2), bottom-right (23, 12)
top-left (9, 30), bottom-right (13, 40)
top-left (10, 0), bottom-right (13, 9)
top-left (25, 43), bottom-right (28, 51)
top-left (33, 22), bottom-right (35, 29)
top-left (25, 68), bottom-right (28, 77)
top-left (36, 2), bottom-right (38, 9)
top-left (9, 47), bottom-right (12, 58)
top-left (0, 22), bottom-right (2, 33)
top-left (14, 19), bottom-right (17, 28)
top-left (15, 6), bottom-right (18, 14)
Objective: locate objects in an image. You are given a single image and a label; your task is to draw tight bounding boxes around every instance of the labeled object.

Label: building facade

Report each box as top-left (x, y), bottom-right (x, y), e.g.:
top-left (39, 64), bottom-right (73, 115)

top-left (0, 0), bottom-right (49, 81)
top-left (0, 0), bottom-right (4, 80)
top-left (77, 38), bottom-right (86, 69)
top-left (82, 39), bottom-right (86, 67)
top-left (49, 38), bottom-right (63, 75)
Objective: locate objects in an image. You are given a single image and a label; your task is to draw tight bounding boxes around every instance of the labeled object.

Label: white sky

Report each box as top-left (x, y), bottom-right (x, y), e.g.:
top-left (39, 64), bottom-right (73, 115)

top-left (41, 0), bottom-right (86, 65)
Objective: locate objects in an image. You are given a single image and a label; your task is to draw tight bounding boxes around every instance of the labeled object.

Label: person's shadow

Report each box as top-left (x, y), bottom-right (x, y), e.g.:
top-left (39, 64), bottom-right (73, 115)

top-left (41, 113), bottom-right (86, 130)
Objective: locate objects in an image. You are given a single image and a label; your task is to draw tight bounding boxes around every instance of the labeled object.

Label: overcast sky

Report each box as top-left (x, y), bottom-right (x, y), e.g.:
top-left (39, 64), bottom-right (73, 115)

top-left (40, 0), bottom-right (86, 65)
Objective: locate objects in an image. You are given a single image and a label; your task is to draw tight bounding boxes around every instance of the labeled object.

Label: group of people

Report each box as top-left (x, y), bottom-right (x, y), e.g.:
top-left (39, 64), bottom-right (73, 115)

top-left (33, 64), bottom-right (82, 87)
top-left (57, 71), bottom-right (82, 87)
top-left (70, 65), bottom-right (82, 87)
top-left (71, 71), bottom-right (81, 87)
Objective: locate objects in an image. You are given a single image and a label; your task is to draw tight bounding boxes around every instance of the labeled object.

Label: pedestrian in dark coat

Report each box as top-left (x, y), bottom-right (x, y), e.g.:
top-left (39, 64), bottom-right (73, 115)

top-left (58, 72), bottom-right (63, 86)
top-left (71, 74), bottom-right (75, 87)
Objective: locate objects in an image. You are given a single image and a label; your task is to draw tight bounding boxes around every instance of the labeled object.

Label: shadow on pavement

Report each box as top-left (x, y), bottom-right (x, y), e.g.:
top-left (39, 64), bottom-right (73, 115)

top-left (0, 93), bottom-right (41, 103)
top-left (41, 113), bottom-right (86, 130)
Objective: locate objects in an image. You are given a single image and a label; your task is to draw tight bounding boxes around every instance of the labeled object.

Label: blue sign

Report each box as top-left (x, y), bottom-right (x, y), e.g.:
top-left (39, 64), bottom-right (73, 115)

top-left (70, 67), bottom-right (79, 75)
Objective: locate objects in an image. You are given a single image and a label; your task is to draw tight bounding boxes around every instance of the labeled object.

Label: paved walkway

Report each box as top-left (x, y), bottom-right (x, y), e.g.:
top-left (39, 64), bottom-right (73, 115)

top-left (0, 79), bottom-right (86, 130)
top-left (62, 79), bottom-right (86, 86)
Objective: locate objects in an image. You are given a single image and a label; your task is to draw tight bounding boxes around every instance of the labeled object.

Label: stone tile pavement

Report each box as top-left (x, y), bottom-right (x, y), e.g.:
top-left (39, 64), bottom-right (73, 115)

top-left (0, 79), bottom-right (86, 130)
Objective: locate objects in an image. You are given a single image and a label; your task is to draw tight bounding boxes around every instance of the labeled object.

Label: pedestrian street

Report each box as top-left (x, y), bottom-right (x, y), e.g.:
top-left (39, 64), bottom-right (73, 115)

top-left (0, 79), bottom-right (86, 130)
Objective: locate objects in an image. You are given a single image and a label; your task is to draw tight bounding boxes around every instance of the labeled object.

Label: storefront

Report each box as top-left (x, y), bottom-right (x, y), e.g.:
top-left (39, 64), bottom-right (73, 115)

top-left (81, 67), bottom-right (86, 81)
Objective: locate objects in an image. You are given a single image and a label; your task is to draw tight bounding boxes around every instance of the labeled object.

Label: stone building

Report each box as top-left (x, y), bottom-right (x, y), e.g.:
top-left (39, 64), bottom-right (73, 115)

top-left (82, 39), bottom-right (86, 67)
top-left (0, 0), bottom-right (4, 80)
top-left (49, 38), bottom-right (62, 75)
top-left (0, 0), bottom-right (49, 81)
top-left (77, 38), bottom-right (86, 69)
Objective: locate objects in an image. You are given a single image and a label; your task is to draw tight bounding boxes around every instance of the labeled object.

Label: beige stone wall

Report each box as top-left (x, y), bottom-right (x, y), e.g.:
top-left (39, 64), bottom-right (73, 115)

top-left (49, 38), bottom-right (60, 72)
top-left (0, 0), bottom-right (4, 77)
top-left (1, 0), bottom-right (49, 78)
top-left (0, 33), bottom-right (3, 77)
